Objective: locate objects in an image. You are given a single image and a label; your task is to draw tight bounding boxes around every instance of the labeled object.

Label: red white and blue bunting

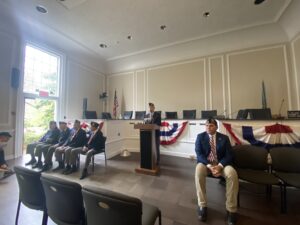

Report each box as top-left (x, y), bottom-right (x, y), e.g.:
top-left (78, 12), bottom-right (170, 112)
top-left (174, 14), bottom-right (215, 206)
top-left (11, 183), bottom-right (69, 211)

top-left (223, 122), bottom-right (300, 149)
top-left (160, 121), bottom-right (188, 145)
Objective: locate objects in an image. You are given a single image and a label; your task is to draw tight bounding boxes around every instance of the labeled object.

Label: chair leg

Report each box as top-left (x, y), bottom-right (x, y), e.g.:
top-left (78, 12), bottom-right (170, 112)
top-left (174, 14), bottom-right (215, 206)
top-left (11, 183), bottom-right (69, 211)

top-left (92, 155), bottom-right (95, 172)
top-left (237, 191), bottom-right (240, 207)
top-left (104, 151), bottom-right (107, 167)
top-left (280, 184), bottom-right (287, 214)
top-left (266, 185), bottom-right (272, 200)
top-left (158, 210), bottom-right (162, 225)
top-left (42, 209), bottom-right (48, 225)
top-left (15, 200), bottom-right (21, 225)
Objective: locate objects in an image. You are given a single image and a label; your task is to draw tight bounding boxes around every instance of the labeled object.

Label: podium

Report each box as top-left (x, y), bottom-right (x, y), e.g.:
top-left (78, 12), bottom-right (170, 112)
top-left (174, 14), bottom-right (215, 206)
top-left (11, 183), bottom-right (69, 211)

top-left (134, 124), bottom-right (160, 175)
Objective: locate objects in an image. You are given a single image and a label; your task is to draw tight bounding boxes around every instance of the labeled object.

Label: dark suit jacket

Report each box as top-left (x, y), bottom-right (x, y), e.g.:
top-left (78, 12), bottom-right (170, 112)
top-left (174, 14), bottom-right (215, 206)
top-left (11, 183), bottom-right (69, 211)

top-left (86, 131), bottom-right (106, 152)
top-left (58, 127), bottom-right (71, 146)
top-left (39, 128), bottom-right (60, 144)
top-left (67, 128), bottom-right (87, 148)
top-left (195, 132), bottom-right (233, 167)
top-left (145, 111), bottom-right (161, 136)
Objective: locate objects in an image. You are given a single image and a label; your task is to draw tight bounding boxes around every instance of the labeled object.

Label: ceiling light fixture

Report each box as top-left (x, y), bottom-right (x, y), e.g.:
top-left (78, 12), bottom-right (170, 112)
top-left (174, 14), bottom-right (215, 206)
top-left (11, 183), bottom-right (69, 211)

top-left (203, 12), bottom-right (210, 18)
top-left (254, 0), bottom-right (265, 5)
top-left (36, 5), bottom-right (48, 14)
top-left (127, 35), bottom-right (132, 40)
top-left (160, 25), bottom-right (167, 30)
top-left (99, 44), bottom-right (107, 48)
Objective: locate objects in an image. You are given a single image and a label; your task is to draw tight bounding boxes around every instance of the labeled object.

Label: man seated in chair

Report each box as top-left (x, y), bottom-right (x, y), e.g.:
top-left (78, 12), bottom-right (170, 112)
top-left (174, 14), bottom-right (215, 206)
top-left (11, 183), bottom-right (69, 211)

top-left (53, 120), bottom-right (86, 173)
top-left (70, 122), bottom-right (105, 179)
top-left (0, 132), bottom-right (12, 172)
top-left (195, 118), bottom-right (239, 225)
top-left (25, 121), bottom-right (60, 167)
top-left (41, 121), bottom-right (71, 172)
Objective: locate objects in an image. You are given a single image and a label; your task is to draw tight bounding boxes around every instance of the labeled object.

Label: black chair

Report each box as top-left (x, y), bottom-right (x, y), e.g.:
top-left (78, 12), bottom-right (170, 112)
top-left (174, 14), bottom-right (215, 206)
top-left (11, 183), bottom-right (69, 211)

top-left (248, 108), bottom-right (272, 120)
top-left (135, 111), bottom-right (146, 120)
top-left (183, 110), bottom-right (196, 119)
top-left (14, 166), bottom-right (48, 225)
top-left (78, 136), bottom-right (107, 172)
top-left (40, 174), bottom-right (86, 225)
top-left (165, 111), bottom-right (178, 119)
top-left (84, 111), bottom-right (97, 119)
top-left (236, 109), bottom-right (248, 120)
top-left (201, 110), bottom-right (217, 119)
top-left (270, 147), bottom-right (300, 213)
top-left (123, 111), bottom-right (133, 119)
top-left (232, 145), bottom-right (280, 206)
top-left (82, 185), bottom-right (161, 225)
top-left (101, 112), bottom-right (112, 119)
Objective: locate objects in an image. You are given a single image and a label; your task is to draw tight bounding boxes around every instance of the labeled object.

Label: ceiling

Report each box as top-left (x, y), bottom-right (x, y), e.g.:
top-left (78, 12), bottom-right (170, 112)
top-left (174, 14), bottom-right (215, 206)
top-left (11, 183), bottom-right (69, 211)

top-left (0, 0), bottom-right (292, 61)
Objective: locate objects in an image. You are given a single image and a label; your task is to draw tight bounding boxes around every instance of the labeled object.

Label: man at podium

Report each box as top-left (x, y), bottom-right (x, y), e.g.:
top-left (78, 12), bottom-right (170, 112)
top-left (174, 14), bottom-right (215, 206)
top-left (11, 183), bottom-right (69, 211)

top-left (144, 103), bottom-right (161, 164)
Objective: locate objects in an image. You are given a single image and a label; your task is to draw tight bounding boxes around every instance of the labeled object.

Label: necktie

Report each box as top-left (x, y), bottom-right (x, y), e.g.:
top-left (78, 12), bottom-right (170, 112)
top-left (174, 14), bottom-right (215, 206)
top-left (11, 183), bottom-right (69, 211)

top-left (208, 135), bottom-right (217, 164)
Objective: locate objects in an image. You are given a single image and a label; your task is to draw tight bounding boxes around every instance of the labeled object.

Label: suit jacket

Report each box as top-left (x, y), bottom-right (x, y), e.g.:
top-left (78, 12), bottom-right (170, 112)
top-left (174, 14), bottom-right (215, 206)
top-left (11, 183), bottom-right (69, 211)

top-left (58, 127), bottom-right (71, 146)
top-left (145, 111), bottom-right (161, 136)
top-left (67, 128), bottom-right (87, 148)
top-left (86, 131), bottom-right (106, 152)
top-left (39, 128), bottom-right (60, 144)
top-left (195, 131), bottom-right (233, 167)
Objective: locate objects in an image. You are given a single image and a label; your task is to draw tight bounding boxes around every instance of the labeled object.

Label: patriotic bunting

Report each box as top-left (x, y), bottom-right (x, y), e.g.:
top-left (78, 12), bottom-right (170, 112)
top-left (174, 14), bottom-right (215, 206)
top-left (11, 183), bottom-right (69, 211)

top-left (223, 122), bottom-right (300, 149)
top-left (160, 121), bottom-right (188, 145)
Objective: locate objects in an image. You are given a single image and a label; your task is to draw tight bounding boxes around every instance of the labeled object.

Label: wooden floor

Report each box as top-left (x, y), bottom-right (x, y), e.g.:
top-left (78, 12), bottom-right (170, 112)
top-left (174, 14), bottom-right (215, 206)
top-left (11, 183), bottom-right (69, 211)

top-left (0, 153), bottom-right (299, 225)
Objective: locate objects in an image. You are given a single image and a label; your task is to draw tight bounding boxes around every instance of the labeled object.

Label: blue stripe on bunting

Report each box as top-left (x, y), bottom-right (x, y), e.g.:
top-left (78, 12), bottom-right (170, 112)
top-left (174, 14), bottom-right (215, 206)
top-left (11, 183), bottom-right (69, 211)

top-left (160, 123), bottom-right (179, 136)
top-left (242, 126), bottom-right (300, 150)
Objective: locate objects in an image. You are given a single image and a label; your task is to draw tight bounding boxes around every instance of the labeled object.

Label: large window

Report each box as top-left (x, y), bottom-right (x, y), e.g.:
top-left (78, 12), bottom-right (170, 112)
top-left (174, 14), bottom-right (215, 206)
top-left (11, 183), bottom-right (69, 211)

top-left (22, 44), bottom-right (61, 151)
top-left (23, 45), bottom-right (60, 97)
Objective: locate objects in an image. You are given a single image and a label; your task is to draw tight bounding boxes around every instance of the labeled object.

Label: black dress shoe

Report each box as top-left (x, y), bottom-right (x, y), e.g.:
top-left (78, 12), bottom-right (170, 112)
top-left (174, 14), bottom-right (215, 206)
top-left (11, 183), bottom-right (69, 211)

top-left (62, 165), bottom-right (71, 174)
top-left (65, 165), bottom-right (77, 175)
top-left (227, 212), bottom-right (237, 225)
top-left (25, 159), bottom-right (36, 166)
top-left (197, 207), bottom-right (207, 222)
top-left (32, 161), bottom-right (42, 169)
top-left (80, 168), bottom-right (88, 180)
top-left (41, 164), bottom-right (50, 172)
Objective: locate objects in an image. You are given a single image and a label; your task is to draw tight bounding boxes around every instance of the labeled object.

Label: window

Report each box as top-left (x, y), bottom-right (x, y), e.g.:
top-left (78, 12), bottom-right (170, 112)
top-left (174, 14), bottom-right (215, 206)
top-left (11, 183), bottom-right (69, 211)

top-left (23, 45), bottom-right (60, 97)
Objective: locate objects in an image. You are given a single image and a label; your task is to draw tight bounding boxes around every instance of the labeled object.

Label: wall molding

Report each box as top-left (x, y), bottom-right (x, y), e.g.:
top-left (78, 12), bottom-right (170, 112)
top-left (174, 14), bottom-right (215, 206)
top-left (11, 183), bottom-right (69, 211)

top-left (291, 35), bottom-right (300, 109)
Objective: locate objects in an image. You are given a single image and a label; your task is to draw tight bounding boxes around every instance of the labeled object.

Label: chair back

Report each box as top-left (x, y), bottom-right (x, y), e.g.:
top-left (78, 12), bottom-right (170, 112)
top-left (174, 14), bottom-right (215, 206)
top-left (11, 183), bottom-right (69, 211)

top-left (135, 111), bottom-right (146, 120)
top-left (270, 147), bottom-right (300, 173)
top-left (14, 166), bottom-right (46, 210)
top-left (232, 145), bottom-right (268, 170)
top-left (41, 174), bottom-right (85, 225)
top-left (201, 110), bottom-right (217, 119)
top-left (82, 186), bottom-right (142, 225)
top-left (165, 111), bottom-right (178, 119)
top-left (123, 111), bottom-right (133, 119)
top-left (183, 110), bottom-right (196, 119)
top-left (84, 111), bottom-right (97, 119)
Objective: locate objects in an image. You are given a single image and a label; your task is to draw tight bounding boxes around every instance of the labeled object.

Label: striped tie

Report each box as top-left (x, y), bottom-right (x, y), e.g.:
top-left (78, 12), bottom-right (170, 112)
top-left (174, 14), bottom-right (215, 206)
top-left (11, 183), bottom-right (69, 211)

top-left (208, 135), bottom-right (217, 165)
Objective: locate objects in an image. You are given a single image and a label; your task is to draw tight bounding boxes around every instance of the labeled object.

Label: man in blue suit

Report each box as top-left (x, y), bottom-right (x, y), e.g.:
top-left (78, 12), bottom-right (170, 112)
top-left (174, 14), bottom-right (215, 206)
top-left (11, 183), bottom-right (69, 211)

top-left (195, 118), bottom-right (238, 225)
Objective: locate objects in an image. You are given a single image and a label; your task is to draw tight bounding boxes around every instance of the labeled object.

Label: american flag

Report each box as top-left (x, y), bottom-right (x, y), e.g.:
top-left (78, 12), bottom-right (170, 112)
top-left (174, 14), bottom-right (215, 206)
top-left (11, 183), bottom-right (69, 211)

top-left (113, 90), bottom-right (119, 118)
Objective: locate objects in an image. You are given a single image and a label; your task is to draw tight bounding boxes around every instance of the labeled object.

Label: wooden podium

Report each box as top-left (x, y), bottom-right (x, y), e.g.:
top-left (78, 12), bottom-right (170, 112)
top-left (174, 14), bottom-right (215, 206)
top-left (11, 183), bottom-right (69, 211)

top-left (134, 124), bottom-right (160, 176)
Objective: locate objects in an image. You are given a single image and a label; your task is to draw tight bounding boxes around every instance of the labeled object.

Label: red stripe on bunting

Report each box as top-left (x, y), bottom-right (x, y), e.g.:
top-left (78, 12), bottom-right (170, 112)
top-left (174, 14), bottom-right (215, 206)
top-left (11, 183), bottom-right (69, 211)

top-left (265, 123), bottom-right (293, 134)
top-left (222, 122), bottom-right (242, 145)
top-left (160, 121), bottom-right (188, 145)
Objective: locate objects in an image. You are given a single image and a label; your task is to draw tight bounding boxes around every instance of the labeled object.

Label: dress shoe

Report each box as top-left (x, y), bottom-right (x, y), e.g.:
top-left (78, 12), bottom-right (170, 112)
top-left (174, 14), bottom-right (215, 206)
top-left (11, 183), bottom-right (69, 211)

top-left (65, 165), bottom-right (77, 175)
top-left (197, 206), bottom-right (207, 222)
top-left (41, 164), bottom-right (50, 172)
top-left (62, 165), bottom-right (71, 174)
top-left (25, 159), bottom-right (36, 166)
top-left (32, 161), bottom-right (43, 169)
top-left (53, 162), bottom-right (64, 172)
top-left (80, 168), bottom-right (88, 180)
top-left (227, 212), bottom-right (237, 225)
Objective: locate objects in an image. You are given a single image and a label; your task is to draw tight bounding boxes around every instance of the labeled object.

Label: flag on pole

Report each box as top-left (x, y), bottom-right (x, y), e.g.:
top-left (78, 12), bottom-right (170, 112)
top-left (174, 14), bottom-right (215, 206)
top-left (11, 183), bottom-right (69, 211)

top-left (113, 90), bottom-right (119, 119)
top-left (262, 80), bottom-right (267, 109)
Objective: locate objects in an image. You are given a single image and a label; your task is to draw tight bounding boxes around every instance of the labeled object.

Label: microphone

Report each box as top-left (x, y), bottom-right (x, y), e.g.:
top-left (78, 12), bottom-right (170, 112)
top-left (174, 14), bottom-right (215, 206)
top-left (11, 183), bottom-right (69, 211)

top-left (278, 99), bottom-right (285, 118)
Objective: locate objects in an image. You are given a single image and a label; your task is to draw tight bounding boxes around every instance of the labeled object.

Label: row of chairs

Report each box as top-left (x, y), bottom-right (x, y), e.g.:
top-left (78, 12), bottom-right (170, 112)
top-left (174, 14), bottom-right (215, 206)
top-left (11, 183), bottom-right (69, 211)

top-left (122, 110), bottom-right (218, 120)
top-left (14, 166), bottom-right (162, 225)
top-left (85, 110), bottom-right (217, 120)
top-left (232, 146), bottom-right (300, 213)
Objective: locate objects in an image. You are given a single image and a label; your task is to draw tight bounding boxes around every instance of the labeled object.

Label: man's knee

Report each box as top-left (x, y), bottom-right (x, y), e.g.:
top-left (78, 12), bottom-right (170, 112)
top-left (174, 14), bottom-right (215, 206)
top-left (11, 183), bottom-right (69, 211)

top-left (195, 163), bottom-right (208, 177)
top-left (223, 166), bottom-right (238, 180)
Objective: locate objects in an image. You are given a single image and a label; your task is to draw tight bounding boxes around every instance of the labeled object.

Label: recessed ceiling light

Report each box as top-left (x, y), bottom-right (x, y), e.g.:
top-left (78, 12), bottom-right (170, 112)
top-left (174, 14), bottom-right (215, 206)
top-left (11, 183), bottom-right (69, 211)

top-left (127, 35), bottom-right (132, 40)
top-left (99, 44), bottom-right (107, 48)
top-left (203, 12), bottom-right (210, 18)
top-left (36, 5), bottom-right (48, 14)
top-left (254, 0), bottom-right (265, 5)
top-left (160, 25), bottom-right (167, 30)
